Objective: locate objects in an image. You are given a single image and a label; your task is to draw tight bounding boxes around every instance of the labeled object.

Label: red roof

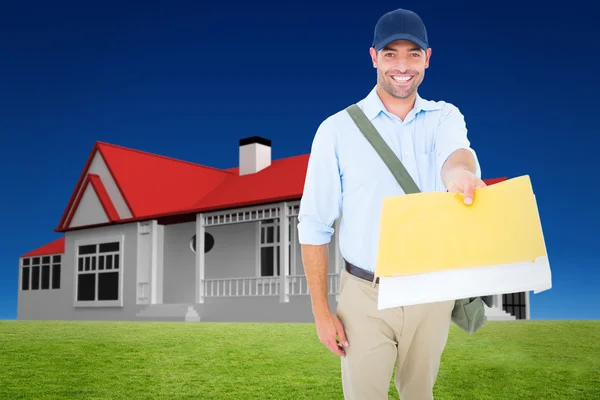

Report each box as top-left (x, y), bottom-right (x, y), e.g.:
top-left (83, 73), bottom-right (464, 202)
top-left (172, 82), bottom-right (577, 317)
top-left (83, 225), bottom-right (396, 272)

top-left (54, 141), bottom-right (310, 229)
top-left (191, 154), bottom-right (309, 212)
top-left (97, 142), bottom-right (234, 218)
top-left (21, 237), bottom-right (65, 257)
top-left (21, 140), bottom-right (508, 257)
top-left (56, 141), bottom-right (234, 229)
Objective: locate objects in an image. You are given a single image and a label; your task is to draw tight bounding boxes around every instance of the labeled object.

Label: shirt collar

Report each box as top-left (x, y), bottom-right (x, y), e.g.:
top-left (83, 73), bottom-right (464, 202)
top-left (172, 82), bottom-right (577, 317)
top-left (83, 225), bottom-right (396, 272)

top-left (361, 85), bottom-right (443, 121)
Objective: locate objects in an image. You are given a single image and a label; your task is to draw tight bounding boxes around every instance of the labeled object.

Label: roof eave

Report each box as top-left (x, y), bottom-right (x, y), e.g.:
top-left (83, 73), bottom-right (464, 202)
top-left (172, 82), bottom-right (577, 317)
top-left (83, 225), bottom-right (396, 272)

top-left (52, 177), bottom-right (509, 233)
top-left (55, 142), bottom-right (101, 230)
top-left (52, 194), bottom-right (304, 233)
top-left (20, 237), bottom-right (66, 258)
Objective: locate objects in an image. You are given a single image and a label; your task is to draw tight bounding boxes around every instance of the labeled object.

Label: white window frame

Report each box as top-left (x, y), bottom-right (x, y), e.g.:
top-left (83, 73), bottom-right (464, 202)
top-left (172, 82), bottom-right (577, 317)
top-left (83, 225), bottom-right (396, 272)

top-left (255, 218), bottom-right (296, 278)
top-left (19, 254), bottom-right (62, 291)
top-left (73, 234), bottom-right (124, 308)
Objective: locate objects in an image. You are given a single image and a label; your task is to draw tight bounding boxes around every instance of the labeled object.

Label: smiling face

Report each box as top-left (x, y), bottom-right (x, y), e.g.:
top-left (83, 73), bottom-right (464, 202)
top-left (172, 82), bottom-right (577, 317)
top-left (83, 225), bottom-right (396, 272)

top-left (370, 40), bottom-right (431, 100)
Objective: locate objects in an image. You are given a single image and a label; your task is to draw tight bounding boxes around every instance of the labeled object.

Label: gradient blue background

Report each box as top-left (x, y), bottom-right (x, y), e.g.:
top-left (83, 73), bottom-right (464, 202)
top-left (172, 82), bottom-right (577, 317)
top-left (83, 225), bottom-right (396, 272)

top-left (1, 0), bottom-right (597, 320)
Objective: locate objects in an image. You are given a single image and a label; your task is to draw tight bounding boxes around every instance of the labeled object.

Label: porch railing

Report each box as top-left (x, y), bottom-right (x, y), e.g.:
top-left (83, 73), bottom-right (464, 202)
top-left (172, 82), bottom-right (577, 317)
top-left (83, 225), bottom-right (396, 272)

top-left (203, 273), bottom-right (340, 297)
top-left (287, 274), bottom-right (339, 296)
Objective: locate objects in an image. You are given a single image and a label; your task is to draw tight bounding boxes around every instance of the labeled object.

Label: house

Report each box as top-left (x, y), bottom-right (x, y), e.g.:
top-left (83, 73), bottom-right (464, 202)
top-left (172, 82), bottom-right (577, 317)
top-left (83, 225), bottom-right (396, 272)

top-left (17, 137), bottom-right (527, 322)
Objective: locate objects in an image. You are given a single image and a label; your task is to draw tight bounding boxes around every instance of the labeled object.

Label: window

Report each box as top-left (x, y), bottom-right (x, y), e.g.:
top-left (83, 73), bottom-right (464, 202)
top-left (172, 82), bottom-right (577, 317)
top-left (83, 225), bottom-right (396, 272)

top-left (20, 255), bottom-right (61, 291)
top-left (259, 219), bottom-right (293, 277)
top-left (189, 233), bottom-right (215, 253)
top-left (503, 292), bottom-right (527, 319)
top-left (76, 240), bottom-right (121, 304)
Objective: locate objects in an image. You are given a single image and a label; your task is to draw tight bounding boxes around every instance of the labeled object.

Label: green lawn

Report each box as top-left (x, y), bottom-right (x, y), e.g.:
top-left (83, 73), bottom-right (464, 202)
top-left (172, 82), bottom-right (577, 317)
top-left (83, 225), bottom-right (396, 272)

top-left (0, 320), bottom-right (598, 399)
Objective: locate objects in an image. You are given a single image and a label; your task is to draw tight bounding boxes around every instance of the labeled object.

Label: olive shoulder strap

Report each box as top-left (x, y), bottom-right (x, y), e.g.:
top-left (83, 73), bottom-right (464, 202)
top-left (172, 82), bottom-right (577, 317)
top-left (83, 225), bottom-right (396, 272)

top-left (345, 104), bottom-right (421, 194)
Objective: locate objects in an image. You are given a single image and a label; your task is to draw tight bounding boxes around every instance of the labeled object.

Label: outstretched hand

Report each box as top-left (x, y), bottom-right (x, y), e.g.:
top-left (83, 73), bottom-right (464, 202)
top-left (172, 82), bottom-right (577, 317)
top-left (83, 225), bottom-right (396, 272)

top-left (447, 169), bottom-right (486, 205)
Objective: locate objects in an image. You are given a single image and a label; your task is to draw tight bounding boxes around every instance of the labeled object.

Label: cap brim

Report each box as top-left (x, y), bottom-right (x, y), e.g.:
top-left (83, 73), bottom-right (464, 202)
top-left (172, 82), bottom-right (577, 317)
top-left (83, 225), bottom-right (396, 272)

top-left (374, 33), bottom-right (427, 51)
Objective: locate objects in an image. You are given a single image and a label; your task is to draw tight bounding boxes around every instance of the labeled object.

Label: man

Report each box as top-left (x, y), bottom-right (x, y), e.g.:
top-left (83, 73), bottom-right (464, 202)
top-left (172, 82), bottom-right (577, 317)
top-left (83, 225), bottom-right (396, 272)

top-left (297, 7), bottom-right (486, 400)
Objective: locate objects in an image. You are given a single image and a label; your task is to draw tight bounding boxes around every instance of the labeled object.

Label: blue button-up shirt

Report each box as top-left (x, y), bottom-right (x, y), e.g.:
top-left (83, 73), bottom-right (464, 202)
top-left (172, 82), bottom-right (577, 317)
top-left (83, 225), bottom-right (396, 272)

top-left (297, 86), bottom-right (481, 273)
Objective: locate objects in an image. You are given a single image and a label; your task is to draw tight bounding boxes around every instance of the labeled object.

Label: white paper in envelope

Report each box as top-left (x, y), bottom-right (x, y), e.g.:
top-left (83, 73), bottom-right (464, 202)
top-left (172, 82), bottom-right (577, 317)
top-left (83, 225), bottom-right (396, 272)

top-left (378, 256), bottom-right (552, 310)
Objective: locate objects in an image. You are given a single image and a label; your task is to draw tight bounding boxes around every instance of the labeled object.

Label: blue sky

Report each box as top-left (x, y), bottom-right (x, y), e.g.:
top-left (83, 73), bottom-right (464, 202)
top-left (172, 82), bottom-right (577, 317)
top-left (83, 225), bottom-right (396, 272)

top-left (0, 0), bottom-right (597, 320)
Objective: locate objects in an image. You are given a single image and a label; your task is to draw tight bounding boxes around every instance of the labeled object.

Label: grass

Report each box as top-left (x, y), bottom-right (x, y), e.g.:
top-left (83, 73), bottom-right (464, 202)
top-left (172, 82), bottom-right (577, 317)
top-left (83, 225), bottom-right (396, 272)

top-left (0, 320), bottom-right (599, 399)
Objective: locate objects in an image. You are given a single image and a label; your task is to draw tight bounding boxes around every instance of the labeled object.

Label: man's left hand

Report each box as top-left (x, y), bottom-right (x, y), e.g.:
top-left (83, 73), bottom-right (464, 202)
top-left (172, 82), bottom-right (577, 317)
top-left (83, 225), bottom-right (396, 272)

top-left (447, 168), bottom-right (486, 205)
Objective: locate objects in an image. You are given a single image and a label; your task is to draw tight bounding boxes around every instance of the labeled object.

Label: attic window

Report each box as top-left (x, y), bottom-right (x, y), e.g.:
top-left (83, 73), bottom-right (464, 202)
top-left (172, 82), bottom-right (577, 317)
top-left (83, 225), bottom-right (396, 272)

top-left (190, 233), bottom-right (215, 254)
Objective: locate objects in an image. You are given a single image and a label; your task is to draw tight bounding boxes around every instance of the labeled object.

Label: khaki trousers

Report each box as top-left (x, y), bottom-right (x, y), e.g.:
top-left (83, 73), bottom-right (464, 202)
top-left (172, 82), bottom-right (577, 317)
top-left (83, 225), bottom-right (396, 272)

top-left (336, 269), bottom-right (454, 400)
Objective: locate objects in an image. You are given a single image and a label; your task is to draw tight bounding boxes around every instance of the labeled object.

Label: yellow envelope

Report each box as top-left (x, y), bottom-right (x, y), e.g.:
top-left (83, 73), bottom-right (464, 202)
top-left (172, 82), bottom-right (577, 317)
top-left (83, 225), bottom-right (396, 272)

top-left (374, 175), bottom-right (547, 278)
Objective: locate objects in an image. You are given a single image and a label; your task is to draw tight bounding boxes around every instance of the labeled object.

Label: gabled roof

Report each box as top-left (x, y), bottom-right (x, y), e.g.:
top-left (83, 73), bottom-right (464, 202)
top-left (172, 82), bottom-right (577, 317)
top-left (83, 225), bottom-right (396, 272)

top-left (97, 142), bottom-right (234, 218)
top-left (56, 141), bottom-right (234, 230)
top-left (22, 139), bottom-right (508, 257)
top-left (63, 173), bottom-right (120, 228)
top-left (54, 141), bottom-right (310, 232)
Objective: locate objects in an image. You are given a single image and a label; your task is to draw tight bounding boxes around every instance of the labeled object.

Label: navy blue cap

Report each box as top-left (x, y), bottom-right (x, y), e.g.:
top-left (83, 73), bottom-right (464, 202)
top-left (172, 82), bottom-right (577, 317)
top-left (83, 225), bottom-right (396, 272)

top-left (372, 8), bottom-right (428, 51)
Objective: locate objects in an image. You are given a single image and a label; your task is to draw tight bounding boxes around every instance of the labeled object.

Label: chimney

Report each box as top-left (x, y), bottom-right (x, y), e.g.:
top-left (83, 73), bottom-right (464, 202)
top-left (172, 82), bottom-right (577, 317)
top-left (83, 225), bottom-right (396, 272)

top-left (239, 136), bottom-right (271, 175)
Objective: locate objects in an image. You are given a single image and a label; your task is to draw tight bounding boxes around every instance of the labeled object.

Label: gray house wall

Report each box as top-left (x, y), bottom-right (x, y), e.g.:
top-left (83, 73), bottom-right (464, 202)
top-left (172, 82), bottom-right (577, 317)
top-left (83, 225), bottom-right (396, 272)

top-left (68, 184), bottom-right (110, 227)
top-left (18, 215), bottom-right (343, 322)
top-left (162, 220), bottom-right (258, 304)
top-left (198, 295), bottom-right (339, 322)
top-left (18, 222), bottom-right (147, 321)
top-left (162, 221), bottom-right (195, 304)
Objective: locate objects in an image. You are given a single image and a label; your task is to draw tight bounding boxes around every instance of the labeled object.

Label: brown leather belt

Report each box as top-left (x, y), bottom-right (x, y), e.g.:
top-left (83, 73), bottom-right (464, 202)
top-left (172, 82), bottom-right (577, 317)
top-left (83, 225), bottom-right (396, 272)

top-left (345, 260), bottom-right (379, 284)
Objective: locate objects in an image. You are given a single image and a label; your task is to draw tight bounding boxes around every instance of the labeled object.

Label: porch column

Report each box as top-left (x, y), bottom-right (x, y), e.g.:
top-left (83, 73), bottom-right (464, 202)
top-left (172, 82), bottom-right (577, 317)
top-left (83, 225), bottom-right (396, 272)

top-left (334, 217), bottom-right (341, 300)
top-left (494, 294), bottom-right (503, 310)
top-left (150, 220), bottom-right (159, 304)
top-left (195, 213), bottom-right (205, 304)
top-left (525, 291), bottom-right (531, 320)
top-left (279, 202), bottom-right (289, 303)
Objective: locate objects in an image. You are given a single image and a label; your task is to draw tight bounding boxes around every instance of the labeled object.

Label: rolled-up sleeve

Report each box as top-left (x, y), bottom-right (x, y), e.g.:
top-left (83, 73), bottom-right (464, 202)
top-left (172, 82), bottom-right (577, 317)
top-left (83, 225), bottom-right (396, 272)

top-left (297, 118), bottom-right (342, 245)
top-left (435, 104), bottom-right (482, 190)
